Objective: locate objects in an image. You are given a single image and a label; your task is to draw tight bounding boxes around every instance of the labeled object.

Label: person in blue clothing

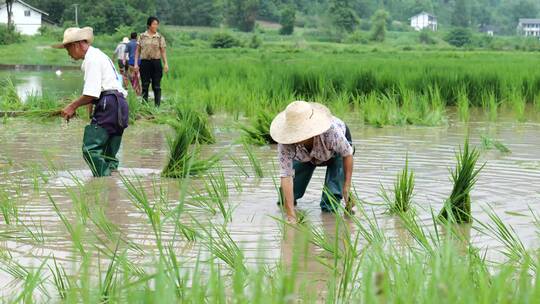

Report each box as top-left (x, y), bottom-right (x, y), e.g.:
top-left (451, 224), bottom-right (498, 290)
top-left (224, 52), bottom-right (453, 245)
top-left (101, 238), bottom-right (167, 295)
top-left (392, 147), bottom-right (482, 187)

top-left (125, 32), bottom-right (141, 95)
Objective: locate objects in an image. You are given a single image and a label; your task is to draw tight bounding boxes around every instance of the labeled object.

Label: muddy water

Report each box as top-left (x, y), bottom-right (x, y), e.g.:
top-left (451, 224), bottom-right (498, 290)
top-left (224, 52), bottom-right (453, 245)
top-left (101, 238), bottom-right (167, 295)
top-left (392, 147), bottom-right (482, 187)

top-left (0, 112), bottom-right (540, 295)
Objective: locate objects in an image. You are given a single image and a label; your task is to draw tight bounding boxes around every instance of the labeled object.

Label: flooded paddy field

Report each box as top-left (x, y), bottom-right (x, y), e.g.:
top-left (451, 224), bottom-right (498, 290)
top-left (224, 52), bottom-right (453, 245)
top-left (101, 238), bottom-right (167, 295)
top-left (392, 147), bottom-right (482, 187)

top-left (0, 111), bottom-right (539, 301)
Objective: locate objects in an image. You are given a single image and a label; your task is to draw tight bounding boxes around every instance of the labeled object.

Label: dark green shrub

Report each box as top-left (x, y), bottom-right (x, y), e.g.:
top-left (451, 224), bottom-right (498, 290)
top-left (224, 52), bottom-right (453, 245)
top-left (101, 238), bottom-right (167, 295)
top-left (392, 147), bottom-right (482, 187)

top-left (0, 25), bottom-right (22, 45)
top-left (279, 5), bottom-right (295, 35)
top-left (445, 28), bottom-right (473, 47)
top-left (210, 32), bottom-right (242, 49)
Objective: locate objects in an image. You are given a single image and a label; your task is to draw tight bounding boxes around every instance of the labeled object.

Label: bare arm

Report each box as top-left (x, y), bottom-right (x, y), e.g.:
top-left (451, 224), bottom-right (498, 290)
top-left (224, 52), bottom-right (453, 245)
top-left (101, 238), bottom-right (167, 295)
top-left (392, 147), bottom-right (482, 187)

top-left (343, 154), bottom-right (354, 211)
top-left (134, 44), bottom-right (140, 70)
top-left (161, 47), bottom-right (168, 73)
top-left (280, 176), bottom-right (296, 222)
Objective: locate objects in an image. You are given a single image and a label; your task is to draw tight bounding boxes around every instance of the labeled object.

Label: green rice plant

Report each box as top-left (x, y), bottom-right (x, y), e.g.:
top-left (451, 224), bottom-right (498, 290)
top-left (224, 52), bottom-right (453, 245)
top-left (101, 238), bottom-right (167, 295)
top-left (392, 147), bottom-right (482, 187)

top-left (49, 256), bottom-right (73, 301)
top-left (49, 193), bottom-right (86, 255)
top-left (239, 111), bottom-right (276, 145)
top-left (380, 156), bottom-right (415, 214)
top-left (456, 87), bottom-right (470, 122)
top-left (480, 135), bottom-right (511, 153)
top-left (0, 186), bottom-right (19, 224)
top-left (174, 106), bottom-right (216, 144)
top-left (198, 168), bottom-right (234, 222)
top-left (161, 124), bottom-right (220, 178)
top-left (0, 78), bottom-right (22, 111)
top-left (243, 142), bottom-right (264, 178)
top-left (508, 87), bottom-right (526, 122)
top-left (438, 138), bottom-right (484, 224)
top-left (476, 207), bottom-right (535, 271)
top-left (192, 217), bottom-right (247, 273)
top-left (481, 90), bottom-right (499, 121)
top-left (534, 92), bottom-right (540, 113)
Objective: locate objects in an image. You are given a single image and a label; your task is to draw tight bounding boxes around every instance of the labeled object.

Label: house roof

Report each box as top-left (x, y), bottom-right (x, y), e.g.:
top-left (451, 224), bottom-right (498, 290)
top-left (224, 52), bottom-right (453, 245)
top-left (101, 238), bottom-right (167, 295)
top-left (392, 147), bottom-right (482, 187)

top-left (518, 18), bottom-right (540, 24)
top-left (411, 11), bottom-right (436, 19)
top-left (0, 0), bottom-right (49, 16)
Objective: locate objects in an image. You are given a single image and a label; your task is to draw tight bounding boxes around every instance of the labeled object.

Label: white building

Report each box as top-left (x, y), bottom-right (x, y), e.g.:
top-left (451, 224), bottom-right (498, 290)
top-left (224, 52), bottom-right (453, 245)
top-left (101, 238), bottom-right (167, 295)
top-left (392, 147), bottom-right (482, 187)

top-left (0, 0), bottom-right (49, 35)
top-left (517, 19), bottom-right (540, 37)
top-left (410, 12), bottom-right (437, 31)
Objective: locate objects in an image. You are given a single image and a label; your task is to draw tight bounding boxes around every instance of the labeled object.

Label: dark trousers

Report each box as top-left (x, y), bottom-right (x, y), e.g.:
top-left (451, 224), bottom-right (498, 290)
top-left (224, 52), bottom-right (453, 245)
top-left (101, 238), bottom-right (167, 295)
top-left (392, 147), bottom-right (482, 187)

top-left (140, 59), bottom-right (162, 107)
top-left (293, 156), bottom-right (345, 212)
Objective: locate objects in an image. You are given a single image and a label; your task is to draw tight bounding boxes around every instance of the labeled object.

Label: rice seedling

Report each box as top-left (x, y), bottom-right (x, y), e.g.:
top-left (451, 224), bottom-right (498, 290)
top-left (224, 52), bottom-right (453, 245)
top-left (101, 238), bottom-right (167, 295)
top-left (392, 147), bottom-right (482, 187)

top-left (161, 124), bottom-right (220, 178)
top-left (508, 88), bottom-right (526, 122)
top-left (476, 207), bottom-right (536, 272)
top-left (195, 167), bottom-right (235, 222)
top-left (482, 90), bottom-right (499, 121)
top-left (173, 106), bottom-right (216, 144)
top-left (0, 78), bottom-right (22, 111)
top-left (480, 134), bottom-right (511, 153)
top-left (0, 186), bottom-right (19, 225)
top-left (456, 87), bottom-right (470, 122)
top-left (438, 138), bottom-right (485, 224)
top-left (380, 155), bottom-right (415, 214)
top-left (239, 111), bottom-right (276, 145)
top-left (243, 142), bottom-right (264, 178)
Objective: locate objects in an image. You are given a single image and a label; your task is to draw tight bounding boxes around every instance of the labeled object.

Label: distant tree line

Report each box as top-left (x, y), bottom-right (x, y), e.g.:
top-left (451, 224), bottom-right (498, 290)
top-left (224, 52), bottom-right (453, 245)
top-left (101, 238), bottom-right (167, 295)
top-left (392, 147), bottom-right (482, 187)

top-left (23, 0), bottom-right (540, 35)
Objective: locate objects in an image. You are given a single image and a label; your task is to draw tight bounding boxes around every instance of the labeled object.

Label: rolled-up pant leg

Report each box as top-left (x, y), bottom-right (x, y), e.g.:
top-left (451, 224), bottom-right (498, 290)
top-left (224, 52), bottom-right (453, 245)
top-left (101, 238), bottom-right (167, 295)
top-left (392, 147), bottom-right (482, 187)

top-left (82, 125), bottom-right (113, 177)
top-left (320, 156), bottom-right (345, 212)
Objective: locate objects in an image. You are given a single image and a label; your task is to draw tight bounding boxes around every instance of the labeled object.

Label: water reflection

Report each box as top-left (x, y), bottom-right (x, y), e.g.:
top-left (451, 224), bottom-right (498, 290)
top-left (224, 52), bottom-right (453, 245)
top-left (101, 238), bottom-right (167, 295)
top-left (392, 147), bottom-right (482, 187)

top-left (0, 69), bottom-right (82, 102)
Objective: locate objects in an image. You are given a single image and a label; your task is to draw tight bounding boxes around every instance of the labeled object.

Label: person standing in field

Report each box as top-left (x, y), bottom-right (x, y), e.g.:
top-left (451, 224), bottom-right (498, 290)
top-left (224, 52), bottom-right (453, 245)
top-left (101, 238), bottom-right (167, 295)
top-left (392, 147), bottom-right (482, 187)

top-left (270, 101), bottom-right (354, 223)
top-left (113, 37), bottom-right (128, 74)
top-left (125, 32), bottom-right (141, 95)
top-left (134, 16), bottom-right (169, 107)
top-left (53, 27), bottom-right (129, 177)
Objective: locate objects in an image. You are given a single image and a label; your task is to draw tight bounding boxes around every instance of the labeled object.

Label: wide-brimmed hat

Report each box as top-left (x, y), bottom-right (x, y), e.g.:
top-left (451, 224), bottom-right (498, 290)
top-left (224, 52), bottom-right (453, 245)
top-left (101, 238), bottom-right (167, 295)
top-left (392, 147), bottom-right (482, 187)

top-left (270, 101), bottom-right (333, 144)
top-left (52, 27), bottom-right (94, 49)
top-left (122, 37), bottom-right (129, 43)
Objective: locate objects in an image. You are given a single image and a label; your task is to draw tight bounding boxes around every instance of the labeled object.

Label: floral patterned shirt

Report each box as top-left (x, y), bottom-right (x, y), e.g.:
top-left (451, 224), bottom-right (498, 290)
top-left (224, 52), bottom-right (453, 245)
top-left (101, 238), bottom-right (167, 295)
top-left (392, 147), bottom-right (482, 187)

top-left (278, 117), bottom-right (353, 177)
top-left (137, 31), bottom-right (166, 60)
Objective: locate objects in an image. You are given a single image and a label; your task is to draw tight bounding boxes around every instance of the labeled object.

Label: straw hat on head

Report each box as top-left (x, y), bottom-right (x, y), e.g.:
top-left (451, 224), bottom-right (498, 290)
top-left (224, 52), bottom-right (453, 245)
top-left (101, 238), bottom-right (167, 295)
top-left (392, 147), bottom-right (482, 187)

top-left (270, 101), bottom-right (333, 144)
top-left (122, 37), bottom-right (129, 44)
top-left (52, 27), bottom-right (94, 49)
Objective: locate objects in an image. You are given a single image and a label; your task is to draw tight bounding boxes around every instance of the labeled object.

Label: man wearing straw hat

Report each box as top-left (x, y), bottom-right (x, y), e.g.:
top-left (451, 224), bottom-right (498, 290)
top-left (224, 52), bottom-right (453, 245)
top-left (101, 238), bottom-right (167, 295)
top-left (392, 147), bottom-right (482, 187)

top-left (270, 101), bottom-right (354, 223)
top-left (53, 27), bottom-right (129, 177)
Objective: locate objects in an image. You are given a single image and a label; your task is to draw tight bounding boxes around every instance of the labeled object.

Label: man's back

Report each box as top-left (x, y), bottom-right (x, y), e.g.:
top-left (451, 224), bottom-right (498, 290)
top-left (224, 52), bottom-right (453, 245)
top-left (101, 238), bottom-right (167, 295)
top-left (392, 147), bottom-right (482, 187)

top-left (126, 40), bottom-right (137, 65)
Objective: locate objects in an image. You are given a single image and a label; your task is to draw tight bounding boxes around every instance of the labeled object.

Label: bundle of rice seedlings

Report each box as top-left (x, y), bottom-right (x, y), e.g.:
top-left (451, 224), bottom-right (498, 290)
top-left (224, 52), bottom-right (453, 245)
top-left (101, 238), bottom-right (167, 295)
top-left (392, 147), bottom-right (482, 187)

top-left (239, 111), bottom-right (276, 145)
top-left (439, 139), bottom-right (485, 223)
top-left (380, 156), bottom-right (415, 214)
top-left (176, 106), bottom-right (215, 144)
top-left (162, 124), bottom-right (219, 178)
